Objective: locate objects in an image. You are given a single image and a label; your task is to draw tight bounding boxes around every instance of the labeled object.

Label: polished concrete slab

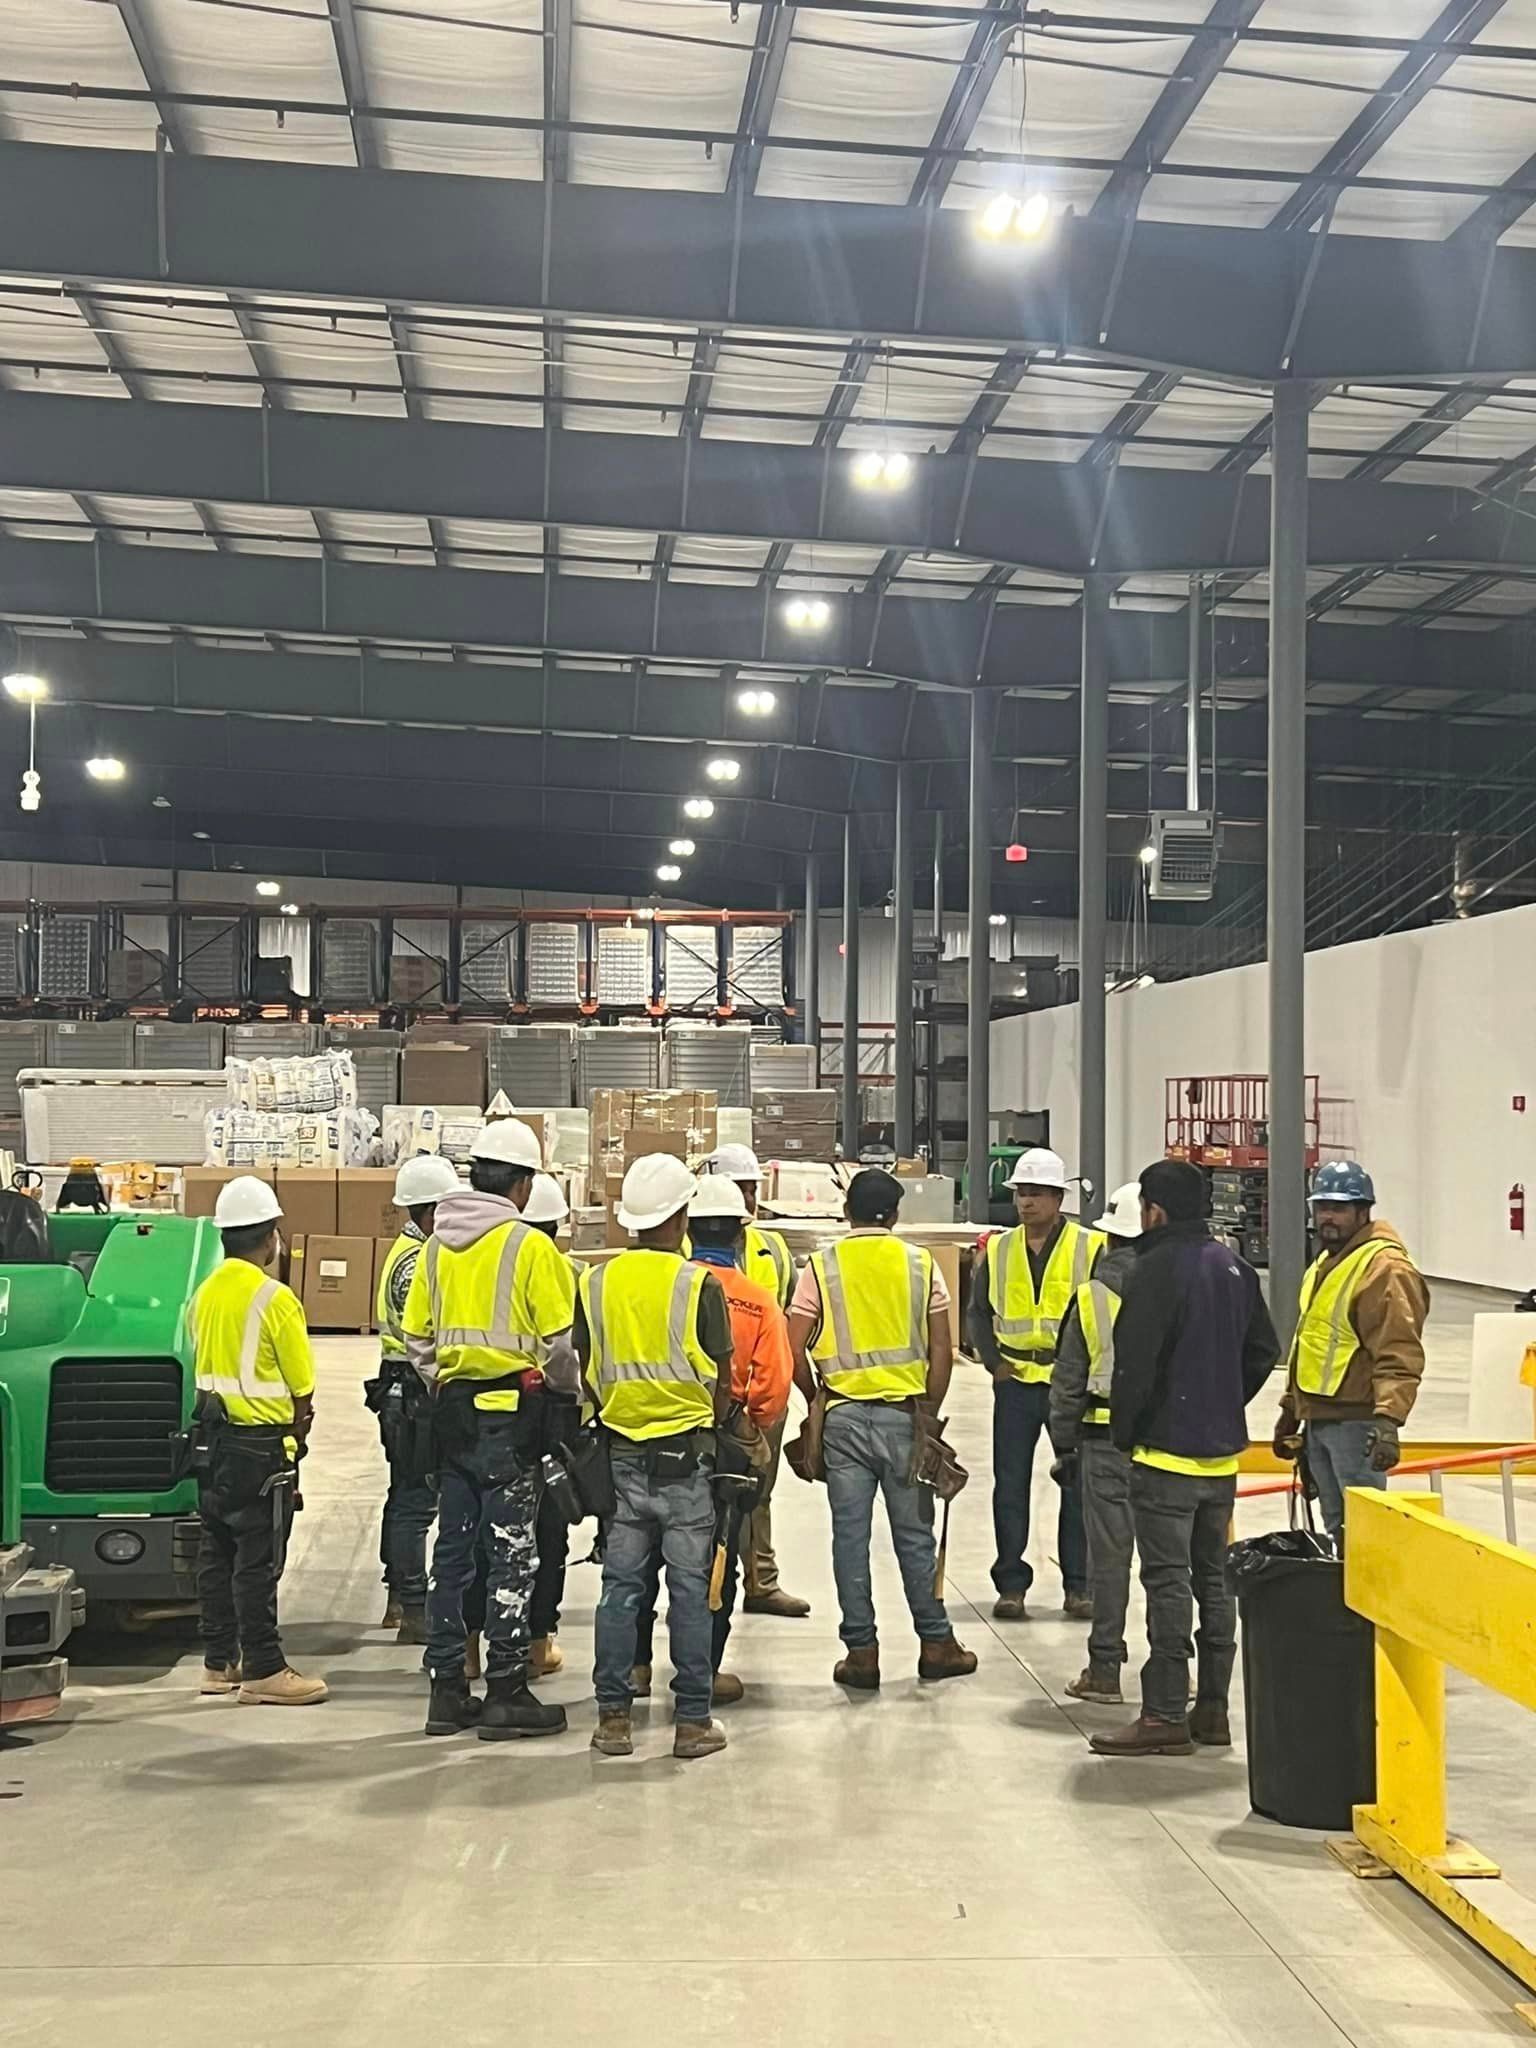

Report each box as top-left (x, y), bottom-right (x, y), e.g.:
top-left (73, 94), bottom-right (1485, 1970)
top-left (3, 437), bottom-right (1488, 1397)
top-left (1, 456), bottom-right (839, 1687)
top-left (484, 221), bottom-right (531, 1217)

top-left (5, 1299), bottom-right (1535, 2047)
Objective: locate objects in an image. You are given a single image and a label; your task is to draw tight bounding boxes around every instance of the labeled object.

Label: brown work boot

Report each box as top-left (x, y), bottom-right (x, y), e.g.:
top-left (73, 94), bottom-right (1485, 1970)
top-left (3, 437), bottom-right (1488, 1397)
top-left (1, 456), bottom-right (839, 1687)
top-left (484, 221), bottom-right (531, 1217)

top-left (630, 1663), bottom-right (653, 1697)
top-left (918, 1635), bottom-right (978, 1682)
top-left (238, 1666), bottom-right (329, 1707)
top-left (198, 1662), bottom-right (242, 1696)
top-left (530, 1635), bottom-right (564, 1679)
top-left (464, 1632), bottom-right (483, 1682)
top-left (992, 1593), bottom-right (1028, 1621)
top-left (381, 1596), bottom-right (405, 1630)
top-left (1066, 1665), bottom-right (1124, 1706)
top-left (1089, 1713), bottom-right (1195, 1757)
top-left (1189, 1699), bottom-right (1232, 1747)
top-left (833, 1643), bottom-right (881, 1690)
top-left (674, 1718), bottom-right (728, 1759)
top-left (592, 1708), bottom-right (634, 1757)
top-left (1063, 1591), bottom-right (1095, 1621)
top-left (395, 1606), bottom-right (428, 1647)
top-left (743, 1588), bottom-right (811, 1618)
top-left (712, 1671), bottom-right (745, 1705)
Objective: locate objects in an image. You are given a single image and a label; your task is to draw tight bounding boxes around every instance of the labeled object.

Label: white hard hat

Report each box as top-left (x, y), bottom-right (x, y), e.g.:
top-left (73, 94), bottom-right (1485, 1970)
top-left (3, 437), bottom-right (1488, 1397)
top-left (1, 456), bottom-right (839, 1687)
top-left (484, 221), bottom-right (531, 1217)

top-left (707, 1142), bottom-right (762, 1182)
top-left (690, 1174), bottom-right (748, 1221)
top-left (213, 1175), bottom-right (283, 1230)
top-left (1008, 1146), bottom-right (1068, 1191)
top-left (469, 1118), bottom-right (543, 1170)
top-left (522, 1172), bottom-right (569, 1226)
top-left (616, 1152), bottom-right (698, 1233)
top-left (393, 1155), bottom-right (461, 1209)
top-left (1093, 1182), bottom-right (1143, 1239)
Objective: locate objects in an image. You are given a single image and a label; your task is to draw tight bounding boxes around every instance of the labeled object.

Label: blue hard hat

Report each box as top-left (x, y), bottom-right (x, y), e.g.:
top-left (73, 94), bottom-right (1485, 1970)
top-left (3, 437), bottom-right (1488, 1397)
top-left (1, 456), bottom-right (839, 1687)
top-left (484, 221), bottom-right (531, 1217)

top-left (1309, 1160), bottom-right (1374, 1205)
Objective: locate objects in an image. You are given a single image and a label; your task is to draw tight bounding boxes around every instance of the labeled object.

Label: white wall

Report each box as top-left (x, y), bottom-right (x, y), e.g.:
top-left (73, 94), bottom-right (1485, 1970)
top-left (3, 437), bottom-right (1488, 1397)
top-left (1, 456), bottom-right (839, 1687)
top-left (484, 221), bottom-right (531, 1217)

top-left (991, 902), bottom-right (1536, 1292)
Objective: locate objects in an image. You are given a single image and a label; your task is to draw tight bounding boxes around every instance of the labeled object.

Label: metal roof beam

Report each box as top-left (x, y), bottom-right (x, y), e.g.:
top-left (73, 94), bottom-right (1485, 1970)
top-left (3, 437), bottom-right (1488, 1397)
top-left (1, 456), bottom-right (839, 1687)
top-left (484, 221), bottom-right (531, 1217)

top-left (1091, 0), bottom-right (1264, 220)
top-left (110, 0), bottom-right (193, 156)
top-left (728, 1), bottom-right (796, 197)
top-left (907, 0), bottom-right (1017, 211)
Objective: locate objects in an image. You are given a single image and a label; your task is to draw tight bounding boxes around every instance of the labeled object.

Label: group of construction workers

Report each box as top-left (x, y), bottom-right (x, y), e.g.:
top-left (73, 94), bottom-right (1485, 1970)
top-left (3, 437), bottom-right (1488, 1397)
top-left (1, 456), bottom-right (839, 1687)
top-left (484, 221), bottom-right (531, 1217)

top-left (186, 1124), bottom-right (1427, 1762)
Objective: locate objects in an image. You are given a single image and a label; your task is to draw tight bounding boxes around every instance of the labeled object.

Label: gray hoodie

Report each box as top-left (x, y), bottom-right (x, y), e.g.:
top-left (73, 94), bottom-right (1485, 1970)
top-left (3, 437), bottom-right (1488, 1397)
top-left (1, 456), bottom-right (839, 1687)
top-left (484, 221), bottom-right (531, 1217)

top-left (1048, 1237), bottom-right (1137, 1455)
top-left (408, 1189), bottom-right (578, 1392)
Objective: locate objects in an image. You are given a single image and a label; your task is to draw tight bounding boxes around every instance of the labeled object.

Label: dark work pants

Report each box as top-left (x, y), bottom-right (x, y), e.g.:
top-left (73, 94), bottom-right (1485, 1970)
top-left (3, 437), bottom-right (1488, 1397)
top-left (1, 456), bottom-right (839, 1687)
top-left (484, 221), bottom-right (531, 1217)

top-left (634, 1496), bottom-right (742, 1675)
top-left (380, 1469), bottom-right (436, 1606)
top-left (530, 1485), bottom-right (570, 1640)
top-left (1130, 1462), bottom-right (1237, 1722)
top-left (197, 1450), bottom-right (294, 1682)
top-left (1079, 1437), bottom-right (1134, 1670)
top-left (426, 1422), bottom-right (539, 1685)
top-left (991, 1376), bottom-right (1087, 1598)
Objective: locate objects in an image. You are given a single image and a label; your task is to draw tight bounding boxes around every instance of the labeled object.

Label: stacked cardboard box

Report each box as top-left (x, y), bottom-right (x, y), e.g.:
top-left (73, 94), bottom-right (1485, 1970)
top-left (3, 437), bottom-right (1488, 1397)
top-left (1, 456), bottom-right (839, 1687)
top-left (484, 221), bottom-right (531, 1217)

top-left (588, 1088), bottom-right (718, 1245)
top-left (752, 1087), bottom-right (839, 1162)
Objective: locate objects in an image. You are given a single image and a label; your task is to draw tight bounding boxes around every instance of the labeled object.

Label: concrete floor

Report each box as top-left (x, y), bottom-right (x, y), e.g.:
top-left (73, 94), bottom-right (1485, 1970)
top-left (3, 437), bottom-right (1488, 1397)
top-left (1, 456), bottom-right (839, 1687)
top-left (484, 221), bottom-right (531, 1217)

top-left (6, 1295), bottom-right (1536, 2046)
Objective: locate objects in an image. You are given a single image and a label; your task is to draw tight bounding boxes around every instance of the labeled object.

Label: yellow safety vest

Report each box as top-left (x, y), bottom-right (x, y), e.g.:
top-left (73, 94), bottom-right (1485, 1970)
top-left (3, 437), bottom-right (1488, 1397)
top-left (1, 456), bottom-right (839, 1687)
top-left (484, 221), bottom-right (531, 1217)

top-left (745, 1221), bottom-right (793, 1307)
top-left (190, 1258), bottom-right (315, 1428)
top-left (808, 1234), bottom-right (932, 1404)
top-left (406, 1221), bottom-right (575, 1412)
top-left (579, 1249), bottom-right (718, 1442)
top-left (375, 1230), bottom-right (419, 1358)
top-left (986, 1222), bottom-right (1106, 1381)
top-left (1074, 1277), bottom-right (1121, 1428)
top-left (1289, 1236), bottom-right (1399, 1398)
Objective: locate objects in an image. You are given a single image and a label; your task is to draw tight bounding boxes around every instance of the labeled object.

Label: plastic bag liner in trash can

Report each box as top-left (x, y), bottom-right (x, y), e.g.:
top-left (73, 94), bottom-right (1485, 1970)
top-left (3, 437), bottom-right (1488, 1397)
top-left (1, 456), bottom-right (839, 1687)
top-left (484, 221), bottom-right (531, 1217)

top-left (1228, 1528), bottom-right (1375, 1831)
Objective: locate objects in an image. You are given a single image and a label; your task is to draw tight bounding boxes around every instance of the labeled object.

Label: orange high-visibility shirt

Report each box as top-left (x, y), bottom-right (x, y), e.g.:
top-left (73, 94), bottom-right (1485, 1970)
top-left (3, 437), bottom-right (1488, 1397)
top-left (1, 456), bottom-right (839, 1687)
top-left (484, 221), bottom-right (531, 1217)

top-left (698, 1260), bottom-right (793, 1433)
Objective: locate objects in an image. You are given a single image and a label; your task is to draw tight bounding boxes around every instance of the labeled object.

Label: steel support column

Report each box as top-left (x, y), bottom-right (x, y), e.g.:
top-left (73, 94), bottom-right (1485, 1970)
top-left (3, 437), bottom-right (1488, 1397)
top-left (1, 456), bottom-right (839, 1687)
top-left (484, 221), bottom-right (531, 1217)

top-left (967, 694), bottom-right (994, 1225)
top-left (1079, 578), bottom-right (1110, 1215)
top-left (803, 848), bottom-right (820, 1071)
top-left (1186, 574), bottom-right (1203, 812)
top-left (842, 814), bottom-right (860, 1161)
top-left (933, 807), bottom-right (945, 941)
top-left (1268, 381), bottom-right (1311, 1339)
top-left (893, 760), bottom-right (915, 1158)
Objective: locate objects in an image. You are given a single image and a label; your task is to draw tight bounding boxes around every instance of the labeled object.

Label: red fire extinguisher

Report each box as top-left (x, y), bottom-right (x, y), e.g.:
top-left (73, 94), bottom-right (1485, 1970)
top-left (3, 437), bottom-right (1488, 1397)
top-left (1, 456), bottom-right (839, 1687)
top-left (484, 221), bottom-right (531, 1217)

top-left (1511, 1183), bottom-right (1526, 1235)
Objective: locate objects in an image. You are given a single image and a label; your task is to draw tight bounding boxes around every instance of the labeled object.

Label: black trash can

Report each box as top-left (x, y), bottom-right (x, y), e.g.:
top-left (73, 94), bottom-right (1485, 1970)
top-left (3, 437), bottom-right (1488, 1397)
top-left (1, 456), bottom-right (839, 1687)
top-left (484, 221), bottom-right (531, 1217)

top-left (1228, 1531), bottom-right (1376, 1831)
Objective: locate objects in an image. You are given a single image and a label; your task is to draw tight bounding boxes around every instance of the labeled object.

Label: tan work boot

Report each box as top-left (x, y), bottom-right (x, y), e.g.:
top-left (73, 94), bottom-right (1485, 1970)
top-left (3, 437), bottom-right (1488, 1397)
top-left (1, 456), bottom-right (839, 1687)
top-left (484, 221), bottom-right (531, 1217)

top-left (674, 1718), bottom-right (727, 1759)
top-left (992, 1593), bottom-right (1027, 1621)
top-left (630, 1662), bottom-right (653, 1698)
top-left (381, 1596), bottom-right (405, 1630)
top-left (238, 1666), bottom-right (329, 1707)
top-left (464, 1632), bottom-right (483, 1682)
top-left (1063, 1591), bottom-right (1095, 1621)
top-left (199, 1662), bottom-right (242, 1696)
top-left (1066, 1665), bottom-right (1124, 1706)
top-left (592, 1708), bottom-right (634, 1756)
top-left (833, 1643), bottom-right (881, 1690)
top-left (712, 1671), bottom-right (745, 1705)
top-left (918, 1635), bottom-right (978, 1682)
top-left (530, 1635), bottom-right (564, 1679)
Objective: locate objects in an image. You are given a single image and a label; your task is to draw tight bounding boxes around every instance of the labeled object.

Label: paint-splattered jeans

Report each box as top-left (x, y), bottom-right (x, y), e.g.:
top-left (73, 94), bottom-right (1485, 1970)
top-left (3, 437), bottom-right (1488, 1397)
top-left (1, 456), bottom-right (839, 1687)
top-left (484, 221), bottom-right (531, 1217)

top-left (426, 1421), bottom-right (538, 1685)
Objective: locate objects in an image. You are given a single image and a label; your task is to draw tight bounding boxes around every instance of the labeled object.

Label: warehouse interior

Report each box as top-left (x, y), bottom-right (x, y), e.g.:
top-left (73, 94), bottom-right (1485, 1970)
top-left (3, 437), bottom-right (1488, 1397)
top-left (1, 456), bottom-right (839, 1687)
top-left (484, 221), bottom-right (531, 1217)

top-left (5, 1), bottom-right (1536, 2043)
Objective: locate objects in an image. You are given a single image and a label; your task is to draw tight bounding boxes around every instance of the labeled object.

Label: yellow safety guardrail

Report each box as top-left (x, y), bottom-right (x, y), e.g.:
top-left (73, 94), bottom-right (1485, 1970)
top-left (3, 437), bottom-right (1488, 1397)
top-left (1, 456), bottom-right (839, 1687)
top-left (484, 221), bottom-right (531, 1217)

top-left (1331, 1490), bottom-right (1536, 2031)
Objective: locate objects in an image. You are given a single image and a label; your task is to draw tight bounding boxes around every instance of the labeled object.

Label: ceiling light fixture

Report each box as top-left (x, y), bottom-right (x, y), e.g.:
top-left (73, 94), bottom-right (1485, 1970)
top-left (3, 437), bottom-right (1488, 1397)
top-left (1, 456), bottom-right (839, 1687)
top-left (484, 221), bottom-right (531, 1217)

top-left (3, 671), bottom-right (48, 703)
top-left (705, 756), bottom-right (740, 783)
top-left (1139, 842), bottom-right (1157, 865)
top-left (683, 797), bottom-right (714, 820)
top-left (280, 901), bottom-right (300, 917)
top-left (255, 880), bottom-right (282, 898)
top-left (635, 905), bottom-right (656, 921)
top-left (737, 687), bottom-right (777, 715)
top-left (783, 597), bottom-right (831, 630)
top-left (191, 829), bottom-right (211, 841)
top-left (989, 912), bottom-right (1008, 927)
top-left (656, 863), bottom-right (682, 883)
top-left (976, 189), bottom-right (1052, 241)
top-left (851, 449), bottom-right (913, 491)
top-left (668, 838), bottom-right (695, 857)
top-left (152, 794), bottom-right (171, 809)
top-left (85, 756), bottom-right (126, 782)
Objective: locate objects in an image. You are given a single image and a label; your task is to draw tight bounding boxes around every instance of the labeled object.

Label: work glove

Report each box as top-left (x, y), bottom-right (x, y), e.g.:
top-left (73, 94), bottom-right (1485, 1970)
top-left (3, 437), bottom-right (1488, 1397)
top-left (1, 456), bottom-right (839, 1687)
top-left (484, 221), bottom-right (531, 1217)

top-left (1366, 1417), bottom-right (1401, 1472)
top-left (1049, 1451), bottom-right (1079, 1489)
top-left (1272, 1420), bottom-right (1303, 1462)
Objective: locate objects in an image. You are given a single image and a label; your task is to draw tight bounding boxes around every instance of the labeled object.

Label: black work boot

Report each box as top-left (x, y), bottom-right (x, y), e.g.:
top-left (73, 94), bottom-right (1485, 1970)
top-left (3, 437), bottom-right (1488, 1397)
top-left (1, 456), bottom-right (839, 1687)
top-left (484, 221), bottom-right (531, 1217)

top-left (479, 1675), bottom-right (568, 1741)
top-left (424, 1675), bottom-right (482, 1737)
top-left (1189, 1699), bottom-right (1232, 1747)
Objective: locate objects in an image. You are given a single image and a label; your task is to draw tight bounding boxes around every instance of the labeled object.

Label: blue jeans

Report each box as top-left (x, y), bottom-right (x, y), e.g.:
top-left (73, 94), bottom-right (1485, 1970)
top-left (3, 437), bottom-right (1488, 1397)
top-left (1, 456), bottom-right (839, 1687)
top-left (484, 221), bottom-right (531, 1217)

top-left (594, 1453), bottom-right (716, 1722)
top-left (824, 1401), bottom-right (951, 1648)
top-left (991, 1375), bottom-right (1087, 1597)
top-left (1306, 1417), bottom-right (1386, 1540)
top-left (426, 1422), bottom-right (538, 1684)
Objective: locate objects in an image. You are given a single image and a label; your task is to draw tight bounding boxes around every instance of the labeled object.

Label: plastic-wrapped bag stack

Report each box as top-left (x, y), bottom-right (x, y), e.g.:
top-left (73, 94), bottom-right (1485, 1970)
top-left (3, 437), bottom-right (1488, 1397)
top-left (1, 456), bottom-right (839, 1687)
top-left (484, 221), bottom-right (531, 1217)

top-left (205, 1050), bottom-right (379, 1167)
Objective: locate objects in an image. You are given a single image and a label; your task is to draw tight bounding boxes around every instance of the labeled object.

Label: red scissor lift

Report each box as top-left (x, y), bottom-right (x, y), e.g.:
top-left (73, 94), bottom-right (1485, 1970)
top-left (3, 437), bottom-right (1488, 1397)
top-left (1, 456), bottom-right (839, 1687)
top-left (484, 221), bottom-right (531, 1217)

top-left (1165, 1074), bottom-right (1320, 1168)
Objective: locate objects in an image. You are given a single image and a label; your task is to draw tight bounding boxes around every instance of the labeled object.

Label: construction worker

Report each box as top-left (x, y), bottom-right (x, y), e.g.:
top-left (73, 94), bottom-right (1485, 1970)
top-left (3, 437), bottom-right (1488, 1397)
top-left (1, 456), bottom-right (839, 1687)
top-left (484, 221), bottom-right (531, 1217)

top-left (1273, 1161), bottom-right (1429, 1539)
top-left (968, 1146), bottom-right (1104, 1620)
top-left (704, 1141), bottom-right (809, 1620)
top-left (579, 1153), bottom-right (736, 1761)
top-left (520, 1170), bottom-right (577, 1678)
top-left (789, 1167), bottom-right (976, 1690)
top-left (371, 1153), bottom-right (461, 1644)
top-left (632, 1174), bottom-right (793, 1705)
top-left (191, 1175), bottom-right (327, 1706)
top-left (404, 1119), bottom-right (576, 1743)
top-left (1048, 1182), bottom-right (1141, 1706)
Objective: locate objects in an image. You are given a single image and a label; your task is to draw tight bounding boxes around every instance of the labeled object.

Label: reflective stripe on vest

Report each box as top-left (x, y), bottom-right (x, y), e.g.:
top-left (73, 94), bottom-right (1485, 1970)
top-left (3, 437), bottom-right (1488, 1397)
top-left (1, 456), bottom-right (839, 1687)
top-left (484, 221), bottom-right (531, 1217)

top-left (423, 1227), bottom-right (540, 1400)
top-left (1289, 1236), bottom-right (1397, 1398)
top-left (1076, 1277), bottom-right (1121, 1426)
top-left (987, 1223), bottom-right (1104, 1381)
top-left (196, 1277), bottom-right (288, 1419)
top-left (746, 1222), bottom-right (793, 1306)
top-left (581, 1252), bottom-right (717, 1440)
top-left (808, 1234), bottom-right (931, 1403)
top-left (376, 1232), bottom-right (416, 1357)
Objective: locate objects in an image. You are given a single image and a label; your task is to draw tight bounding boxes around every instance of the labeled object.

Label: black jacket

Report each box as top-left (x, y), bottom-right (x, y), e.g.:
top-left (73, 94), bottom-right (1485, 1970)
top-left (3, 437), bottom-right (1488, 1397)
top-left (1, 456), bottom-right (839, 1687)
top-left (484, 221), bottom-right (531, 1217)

top-left (1110, 1222), bottom-right (1279, 1461)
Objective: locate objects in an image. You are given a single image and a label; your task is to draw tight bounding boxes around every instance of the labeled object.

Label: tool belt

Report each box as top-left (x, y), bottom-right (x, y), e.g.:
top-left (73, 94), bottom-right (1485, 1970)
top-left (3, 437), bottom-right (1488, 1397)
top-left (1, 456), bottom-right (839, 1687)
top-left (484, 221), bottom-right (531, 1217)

top-left (610, 1426), bottom-right (716, 1488)
top-left (712, 1402), bottom-right (767, 1511)
top-left (432, 1372), bottom-right (545, 1463)
top-left (907, 1405), bottom-right (969, 1502)
top-left (364, 1357), bottom-right (436, 1483)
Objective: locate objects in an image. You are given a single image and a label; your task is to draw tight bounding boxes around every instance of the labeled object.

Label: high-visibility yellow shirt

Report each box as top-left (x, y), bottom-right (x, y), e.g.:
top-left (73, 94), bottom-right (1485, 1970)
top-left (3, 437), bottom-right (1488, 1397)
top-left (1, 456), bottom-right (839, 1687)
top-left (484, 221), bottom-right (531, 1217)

top-left (745, 1221), bottom-right (793, 1308)
top-left (808, 1233), bottom-right (932, 1404)
top-left (1133, 1447), bottom-right (1240, 1478)
top-left (190, 1257), bottom-right (315, 1428)
top-left (375, 1229), bottom-right (420, 1359)
top-left (579, 1248), bottom-right (718, 1442)
top-left (986, 1221), bottom-right (1105, 1382)
top-left (1074, 1276), bottom-right (1120, 1428)
top-left (1288, 1236), bottom-right (1399, 1399)
top-left (402, 1221), bottom-right (575, 1412)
